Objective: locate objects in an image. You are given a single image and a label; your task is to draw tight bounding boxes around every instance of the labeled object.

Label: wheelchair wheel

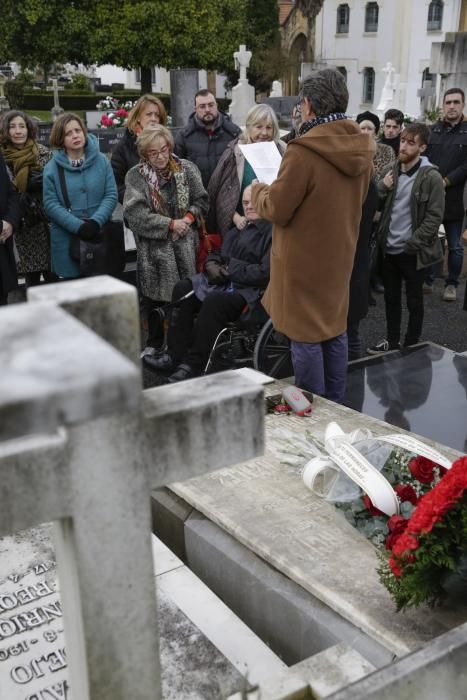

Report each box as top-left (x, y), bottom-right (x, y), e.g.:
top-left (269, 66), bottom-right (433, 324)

top-left (253, 319), bottom-right (293, 379)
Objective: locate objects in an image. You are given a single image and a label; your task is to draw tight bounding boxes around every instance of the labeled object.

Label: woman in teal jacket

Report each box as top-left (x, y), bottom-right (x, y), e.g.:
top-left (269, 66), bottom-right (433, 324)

top-left (43, 113), bottom-right (117, 278)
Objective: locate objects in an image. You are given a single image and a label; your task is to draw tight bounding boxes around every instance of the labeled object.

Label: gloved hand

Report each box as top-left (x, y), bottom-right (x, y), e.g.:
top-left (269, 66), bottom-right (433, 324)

top-left (205, 259), bottom-right (229, 285)
top-left (78, 219), bottom-right (100, 241)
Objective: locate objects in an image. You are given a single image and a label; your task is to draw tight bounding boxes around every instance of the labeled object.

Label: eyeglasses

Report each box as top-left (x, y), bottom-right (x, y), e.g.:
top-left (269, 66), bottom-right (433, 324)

top-left (147, 145), bottom-right (170, 158)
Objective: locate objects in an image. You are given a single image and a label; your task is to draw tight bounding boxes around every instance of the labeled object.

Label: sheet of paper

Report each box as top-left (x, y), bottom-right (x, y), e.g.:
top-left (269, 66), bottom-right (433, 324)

top-left (238, 142), bottom-right (282, 185)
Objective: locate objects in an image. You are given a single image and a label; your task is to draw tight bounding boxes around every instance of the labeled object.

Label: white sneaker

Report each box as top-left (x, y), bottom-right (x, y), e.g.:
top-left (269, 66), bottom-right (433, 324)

top-left (140, 346), bottom-right (157, 359)
top-left (366, 339), bottom-right (400, 355)
top-left (443, 285), bottom-right (456, 302)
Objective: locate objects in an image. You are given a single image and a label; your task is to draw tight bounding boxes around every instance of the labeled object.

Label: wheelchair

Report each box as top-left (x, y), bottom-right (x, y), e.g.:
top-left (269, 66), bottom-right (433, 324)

top-left (145, 290), bottom-right (293, 380)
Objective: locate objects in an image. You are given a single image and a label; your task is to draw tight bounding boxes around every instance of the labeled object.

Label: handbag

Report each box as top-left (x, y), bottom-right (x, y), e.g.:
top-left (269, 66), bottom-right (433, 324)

top-left (57, 165), bottom-right (125, 277)
top-left (196, 217), bottom-right (221, 273)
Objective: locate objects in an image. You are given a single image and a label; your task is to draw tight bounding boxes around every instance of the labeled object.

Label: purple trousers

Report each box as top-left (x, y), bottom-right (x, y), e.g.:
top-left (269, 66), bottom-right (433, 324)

top-left (291, 332), bottom-right (348, 403)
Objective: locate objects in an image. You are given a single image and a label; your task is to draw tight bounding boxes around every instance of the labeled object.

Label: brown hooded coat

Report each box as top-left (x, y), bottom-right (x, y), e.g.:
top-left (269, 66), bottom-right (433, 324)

top-left (252, 120), bottom-right (375, 343)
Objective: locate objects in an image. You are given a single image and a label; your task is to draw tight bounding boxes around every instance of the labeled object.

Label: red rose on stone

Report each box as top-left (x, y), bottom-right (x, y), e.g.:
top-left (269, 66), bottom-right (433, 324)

top-left (363, 494), bottom-right (384, 516)
top-left (408, 456), bottom-right (438, 483)
top-left (394, 484), bottom-right (418, 505)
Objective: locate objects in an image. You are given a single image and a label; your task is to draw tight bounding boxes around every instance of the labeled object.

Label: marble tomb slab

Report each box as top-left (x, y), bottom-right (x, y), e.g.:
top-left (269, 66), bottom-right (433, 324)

top-left (344, 343), bottom-right (467, 453)
top-left (0, 525), bottom-right (283, 699)
top-left (170, 384), bottom-right (467, 658)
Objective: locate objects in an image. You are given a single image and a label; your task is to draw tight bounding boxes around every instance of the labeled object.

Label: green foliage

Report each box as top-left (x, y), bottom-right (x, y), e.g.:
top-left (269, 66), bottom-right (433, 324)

top-left (425, 106), bottom-right (442, 124)
top-left (65, 74), bottom-right (91, 93)
top-left (5, 80), bottom-right (26, 109)
top-left (0, 0), bottom-right (93, 75)
top-left (90, 0), bottom-right (247, 74)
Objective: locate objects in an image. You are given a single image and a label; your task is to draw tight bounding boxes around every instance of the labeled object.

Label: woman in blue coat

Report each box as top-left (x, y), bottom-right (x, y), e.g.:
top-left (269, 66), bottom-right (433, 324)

top-left (43, 113), bottom-right (117, 278)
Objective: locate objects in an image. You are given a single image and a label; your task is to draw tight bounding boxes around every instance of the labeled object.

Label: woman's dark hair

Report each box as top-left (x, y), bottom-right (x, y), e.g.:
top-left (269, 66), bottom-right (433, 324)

top-left (49, 112), bottom-right (88, 150)
top-left (0, 110), bottom-right (37, 146)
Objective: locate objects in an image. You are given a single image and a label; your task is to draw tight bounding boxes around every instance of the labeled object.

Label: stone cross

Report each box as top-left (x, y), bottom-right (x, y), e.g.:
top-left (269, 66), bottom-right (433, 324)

top-left (376, 62), bottom-right (397, 113)
top-left (417, 80), bottom-right (437, 116)
top-left (234, 44), bottom-right (252, 82)
top-left (230, 45), bottom-right (255, 126)
top-left (0, 276), bottom-right (264, 700)
top-left (47, 78), bottom-right (64, 120)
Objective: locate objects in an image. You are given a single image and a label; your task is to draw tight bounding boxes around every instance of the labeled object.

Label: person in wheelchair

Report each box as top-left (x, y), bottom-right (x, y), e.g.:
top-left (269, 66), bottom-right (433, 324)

top-left (144, 185), bottom-right (272, 382)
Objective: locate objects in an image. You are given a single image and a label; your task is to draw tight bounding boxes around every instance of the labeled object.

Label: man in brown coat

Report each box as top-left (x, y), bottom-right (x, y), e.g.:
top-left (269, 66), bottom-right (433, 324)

top-left (252, 69), bottom-right (374, 402)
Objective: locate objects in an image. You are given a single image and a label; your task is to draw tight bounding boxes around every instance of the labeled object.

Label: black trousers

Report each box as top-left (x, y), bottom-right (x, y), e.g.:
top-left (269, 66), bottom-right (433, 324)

top-left (168, 279), bottom-right (245, 371)
top-left (382, 252), bottom-right (425, 346)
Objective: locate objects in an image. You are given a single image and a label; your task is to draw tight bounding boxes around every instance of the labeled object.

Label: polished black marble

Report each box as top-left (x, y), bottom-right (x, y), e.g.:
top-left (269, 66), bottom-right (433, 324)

top-left (344, 343), bottom-right (467, 453)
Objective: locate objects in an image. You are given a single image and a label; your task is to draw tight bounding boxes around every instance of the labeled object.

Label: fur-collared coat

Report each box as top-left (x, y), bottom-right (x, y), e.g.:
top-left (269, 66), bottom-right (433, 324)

top-left (252, 120), bottom-right (374, 343)
top-left (123, 158), bottom-right (208, 302)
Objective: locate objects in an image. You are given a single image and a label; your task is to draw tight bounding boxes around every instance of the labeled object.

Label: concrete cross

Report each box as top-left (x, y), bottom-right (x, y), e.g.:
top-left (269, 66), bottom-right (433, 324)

top-left (234, 45), bottom-right (252, 82)
top-left (0, 276), bottom-right (264, 700)
top-left (47, 79), bottom-right (64, 120)
top-left (417, 80), bottom-right (437, 114)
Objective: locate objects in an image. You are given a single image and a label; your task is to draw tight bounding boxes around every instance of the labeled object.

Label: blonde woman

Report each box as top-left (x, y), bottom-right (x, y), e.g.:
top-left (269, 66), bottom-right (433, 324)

top-left (111, 94), bottom-right (167, 202)
top-left (123, 125), bottom-right (208, 356)
top-left (208, 104), bottom-right (286, 236)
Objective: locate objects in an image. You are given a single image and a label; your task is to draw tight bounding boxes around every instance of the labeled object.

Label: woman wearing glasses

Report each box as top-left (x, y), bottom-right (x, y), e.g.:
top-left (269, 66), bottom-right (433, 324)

top-left (123, 125), bottom-right (208, 357)
top-left (111, 94), bottom-right (167, 203)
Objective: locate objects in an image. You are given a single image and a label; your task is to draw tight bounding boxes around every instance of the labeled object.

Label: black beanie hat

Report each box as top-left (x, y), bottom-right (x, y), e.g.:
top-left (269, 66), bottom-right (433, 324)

top-left (356, 110), bottom-right (380, 132)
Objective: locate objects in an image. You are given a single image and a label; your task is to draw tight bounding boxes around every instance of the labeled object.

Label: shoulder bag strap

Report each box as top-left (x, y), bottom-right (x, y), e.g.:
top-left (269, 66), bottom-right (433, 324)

top-left (57, 164), bottom-right (72, 211)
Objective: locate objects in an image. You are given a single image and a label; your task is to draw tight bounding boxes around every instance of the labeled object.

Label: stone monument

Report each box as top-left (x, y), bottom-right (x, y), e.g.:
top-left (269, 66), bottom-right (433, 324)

top-left (417, 80), bottom-right (437, 119)
top-left (46, 79), bottom-right (64, 121)
top-left (229, 44), bottom-right (255, 126)
top-left (0, 275), bottom-right (264, 700)
top-left (0, 75), bottom-right (10, 112)
top-left (170, 69), bottom-right (199, 128)
top-left (376, 61), bottom-right (397, 114)
top-left (270, 80), bottom-right (283, 98)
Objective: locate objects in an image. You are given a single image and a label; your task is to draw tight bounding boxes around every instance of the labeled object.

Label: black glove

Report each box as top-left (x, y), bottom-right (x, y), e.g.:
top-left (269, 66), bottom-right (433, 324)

top-left (78, 219), bottom-right (100, 241)
top-left (27, 170), bottom-right (43, 193)
top-left (205, 259), bottom-right (229, 285)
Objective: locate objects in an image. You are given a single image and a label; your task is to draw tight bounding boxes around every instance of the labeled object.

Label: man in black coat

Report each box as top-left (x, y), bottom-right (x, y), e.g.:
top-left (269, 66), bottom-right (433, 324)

top-left (425, 87), bottom-right (467, 302)
top-left (0, 153), bottom-right (20, 305)
top-left (174, 89), bottom-right (241, 188)
top-left (144, 185), bottom-right (271, 382)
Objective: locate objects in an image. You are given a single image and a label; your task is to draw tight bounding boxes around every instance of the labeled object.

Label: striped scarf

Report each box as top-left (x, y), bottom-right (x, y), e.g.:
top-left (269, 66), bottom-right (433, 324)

top-left (299, 112), bottom-right (348, 136)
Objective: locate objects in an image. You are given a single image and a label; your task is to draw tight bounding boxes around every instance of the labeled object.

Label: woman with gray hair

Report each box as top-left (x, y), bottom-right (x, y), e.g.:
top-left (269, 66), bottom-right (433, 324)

top-left (208, 103), bottom-right (286, 236)
top-left (123, 124), bottom-right (208, 357)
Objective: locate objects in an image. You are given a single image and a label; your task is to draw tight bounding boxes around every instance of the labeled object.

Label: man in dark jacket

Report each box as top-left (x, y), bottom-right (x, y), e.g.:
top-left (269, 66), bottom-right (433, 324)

top-left (174, 89), bottom-right (241, 187)
top-left (368, 123), bottom-right (444, 354)
top-left (0, 152), bottom-right (20, 304)
top-left (144, 185), bottom-right (271, 382)
top-left (425, 88), bottom-right (467, 301)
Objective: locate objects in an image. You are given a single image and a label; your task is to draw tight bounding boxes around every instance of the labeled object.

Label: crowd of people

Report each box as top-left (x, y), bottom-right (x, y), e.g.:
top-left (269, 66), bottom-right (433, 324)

top-left (1, 71), bottom-right (466, 402)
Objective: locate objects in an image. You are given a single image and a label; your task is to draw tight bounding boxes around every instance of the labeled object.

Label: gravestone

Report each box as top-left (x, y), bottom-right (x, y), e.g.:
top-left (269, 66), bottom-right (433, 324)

top-left (344, 343), bottom-right (467, 453)
top-left (46, 79), bottom-right (64, 121)
top-left (229, 45), bottom-right (255, 126)
top-left (157, 379), bottom-right (467, 667)
top-left (376, 62), bottom-right (397, 114)
top-left (418, 80), bottom-right (437, 117)
top-left (0, 275), bottom-right (264, 699)
top-left (170, 69), bottom-right (199, 127)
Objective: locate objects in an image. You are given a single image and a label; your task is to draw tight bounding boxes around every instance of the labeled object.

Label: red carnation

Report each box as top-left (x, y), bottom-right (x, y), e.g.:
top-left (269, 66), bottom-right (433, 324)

top-left (363, 494), bottom-right (384, 516)
top-left (395, 484), bottom-right (418, 505)
top-left (392, 533), bottom-right (419, 557)
top-left (408, 456), bottom-right (438, 483)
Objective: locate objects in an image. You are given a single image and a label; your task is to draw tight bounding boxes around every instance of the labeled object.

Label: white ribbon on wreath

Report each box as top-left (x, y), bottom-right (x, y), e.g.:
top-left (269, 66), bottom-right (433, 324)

top-left (302, 422), bottom-right (452, 516)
